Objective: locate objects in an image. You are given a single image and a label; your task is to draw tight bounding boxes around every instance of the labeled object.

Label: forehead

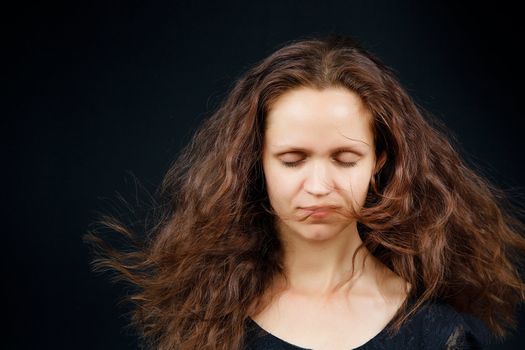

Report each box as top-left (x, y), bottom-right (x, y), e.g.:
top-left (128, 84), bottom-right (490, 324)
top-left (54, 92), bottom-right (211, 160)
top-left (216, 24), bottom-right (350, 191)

top-left (264, 86), bottom-right (374, 149)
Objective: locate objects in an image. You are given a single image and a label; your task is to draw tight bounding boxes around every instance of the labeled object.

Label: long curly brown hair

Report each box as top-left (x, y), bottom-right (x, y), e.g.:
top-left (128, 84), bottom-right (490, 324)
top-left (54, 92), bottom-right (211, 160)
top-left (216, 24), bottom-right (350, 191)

top-left (85, 34), bottom-right (525, 349)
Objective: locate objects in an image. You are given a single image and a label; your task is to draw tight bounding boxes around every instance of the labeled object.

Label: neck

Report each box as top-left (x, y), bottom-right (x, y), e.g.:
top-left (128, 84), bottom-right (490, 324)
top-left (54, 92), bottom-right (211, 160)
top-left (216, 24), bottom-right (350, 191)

top-left (276, 222), bottom-right (375, 297)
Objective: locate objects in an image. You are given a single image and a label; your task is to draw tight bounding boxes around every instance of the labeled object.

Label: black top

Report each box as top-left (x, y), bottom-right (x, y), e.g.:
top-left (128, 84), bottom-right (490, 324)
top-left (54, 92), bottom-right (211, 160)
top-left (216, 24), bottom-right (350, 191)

top-left (243, 299), bottom-right (492, 350)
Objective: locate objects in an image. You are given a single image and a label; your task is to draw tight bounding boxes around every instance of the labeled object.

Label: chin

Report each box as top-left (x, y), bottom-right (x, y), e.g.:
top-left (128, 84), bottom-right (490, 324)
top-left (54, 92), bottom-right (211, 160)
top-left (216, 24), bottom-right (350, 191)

top-left (293, 222), bottom-right (349, 242)
top-left (301, 232), bottom-right (337, 241)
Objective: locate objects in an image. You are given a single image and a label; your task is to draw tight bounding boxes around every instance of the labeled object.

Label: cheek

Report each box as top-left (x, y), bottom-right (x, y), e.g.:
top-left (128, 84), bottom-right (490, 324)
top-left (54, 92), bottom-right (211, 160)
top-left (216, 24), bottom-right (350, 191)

top-left (265, 170), bottom-right (291, 198)
top-left (344, 168), bottom-right (373, 206)
top-left (263, 164), bottom-right (297, 208)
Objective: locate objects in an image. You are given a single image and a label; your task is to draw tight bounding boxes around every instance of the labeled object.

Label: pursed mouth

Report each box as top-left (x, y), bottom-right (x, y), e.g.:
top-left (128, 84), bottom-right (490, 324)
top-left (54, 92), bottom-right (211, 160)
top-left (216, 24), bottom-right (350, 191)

top-left (299, 206), bottom-right (340, 219)
top-left (300, 205), bottom-right (340, 212)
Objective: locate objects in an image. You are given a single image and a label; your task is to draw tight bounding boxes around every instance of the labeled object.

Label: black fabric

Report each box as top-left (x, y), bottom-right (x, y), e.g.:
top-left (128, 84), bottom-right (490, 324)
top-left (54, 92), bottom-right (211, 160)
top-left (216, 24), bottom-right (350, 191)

top-left (243, 299), bottom-right (492, 350)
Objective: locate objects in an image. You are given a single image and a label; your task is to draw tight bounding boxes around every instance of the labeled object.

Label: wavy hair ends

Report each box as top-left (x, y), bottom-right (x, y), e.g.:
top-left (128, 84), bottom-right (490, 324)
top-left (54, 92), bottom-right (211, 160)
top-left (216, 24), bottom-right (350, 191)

top-left (85, 34), bottom-right (525, 349)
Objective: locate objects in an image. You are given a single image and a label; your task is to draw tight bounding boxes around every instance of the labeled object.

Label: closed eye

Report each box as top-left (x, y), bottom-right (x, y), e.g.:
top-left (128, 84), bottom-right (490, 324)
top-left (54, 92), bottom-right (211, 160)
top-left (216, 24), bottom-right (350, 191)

top-left (281, 159), bottom-right (357, 168)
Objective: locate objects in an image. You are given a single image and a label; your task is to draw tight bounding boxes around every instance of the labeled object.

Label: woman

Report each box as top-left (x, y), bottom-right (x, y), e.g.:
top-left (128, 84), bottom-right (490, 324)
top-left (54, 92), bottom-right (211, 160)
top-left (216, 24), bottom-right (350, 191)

top-left (86, 35), bottom-right (525, 349)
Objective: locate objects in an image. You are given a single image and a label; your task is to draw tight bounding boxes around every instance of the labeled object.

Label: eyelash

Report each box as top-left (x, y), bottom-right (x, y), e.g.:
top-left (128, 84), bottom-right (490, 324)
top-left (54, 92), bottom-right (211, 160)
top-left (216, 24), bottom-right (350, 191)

top-left (281, 160), bottom-right (357, 168)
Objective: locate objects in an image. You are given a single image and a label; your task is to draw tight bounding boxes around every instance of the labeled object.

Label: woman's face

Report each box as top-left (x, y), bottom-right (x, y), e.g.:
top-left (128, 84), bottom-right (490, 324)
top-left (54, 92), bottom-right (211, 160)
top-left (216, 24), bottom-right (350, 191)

top-left (262, 86), bottom-right (378, 242)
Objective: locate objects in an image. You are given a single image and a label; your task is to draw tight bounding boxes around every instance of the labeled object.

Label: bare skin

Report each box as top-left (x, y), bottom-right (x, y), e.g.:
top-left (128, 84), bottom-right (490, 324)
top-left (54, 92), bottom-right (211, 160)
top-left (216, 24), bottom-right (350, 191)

top-left (251, 248), bottom-right (409, 350)
top-left (252, 86), bottom-right (410, 349)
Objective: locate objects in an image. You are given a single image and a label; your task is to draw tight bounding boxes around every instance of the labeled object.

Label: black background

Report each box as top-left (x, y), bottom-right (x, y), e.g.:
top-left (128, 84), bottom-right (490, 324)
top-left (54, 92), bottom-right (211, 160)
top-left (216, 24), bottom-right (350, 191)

top-left (6, 1), bottom-right (525, 349)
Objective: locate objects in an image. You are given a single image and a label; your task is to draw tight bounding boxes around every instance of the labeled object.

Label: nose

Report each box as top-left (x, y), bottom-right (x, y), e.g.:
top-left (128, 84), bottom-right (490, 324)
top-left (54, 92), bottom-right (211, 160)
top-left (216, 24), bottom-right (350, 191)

top-left (303, 160), bottom-right (333, 196)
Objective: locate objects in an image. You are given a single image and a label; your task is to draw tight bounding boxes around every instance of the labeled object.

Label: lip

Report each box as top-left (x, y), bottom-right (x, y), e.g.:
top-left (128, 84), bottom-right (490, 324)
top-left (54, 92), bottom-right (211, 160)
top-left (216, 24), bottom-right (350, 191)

top-left (300, 205), bottom-right (340, 219)
top-left (300, 205), bottom-right (340, 211)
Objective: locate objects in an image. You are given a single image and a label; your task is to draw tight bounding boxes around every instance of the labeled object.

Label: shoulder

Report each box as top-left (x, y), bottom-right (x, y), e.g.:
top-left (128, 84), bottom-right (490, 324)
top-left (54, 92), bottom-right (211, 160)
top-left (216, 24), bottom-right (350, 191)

top-left (410, 299), bottom-right (492, 349)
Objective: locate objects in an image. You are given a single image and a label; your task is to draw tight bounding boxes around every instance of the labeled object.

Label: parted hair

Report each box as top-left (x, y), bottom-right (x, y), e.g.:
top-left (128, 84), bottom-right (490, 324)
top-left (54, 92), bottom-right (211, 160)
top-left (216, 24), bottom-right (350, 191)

top-left (85, 34), bottom-right (525, 350)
